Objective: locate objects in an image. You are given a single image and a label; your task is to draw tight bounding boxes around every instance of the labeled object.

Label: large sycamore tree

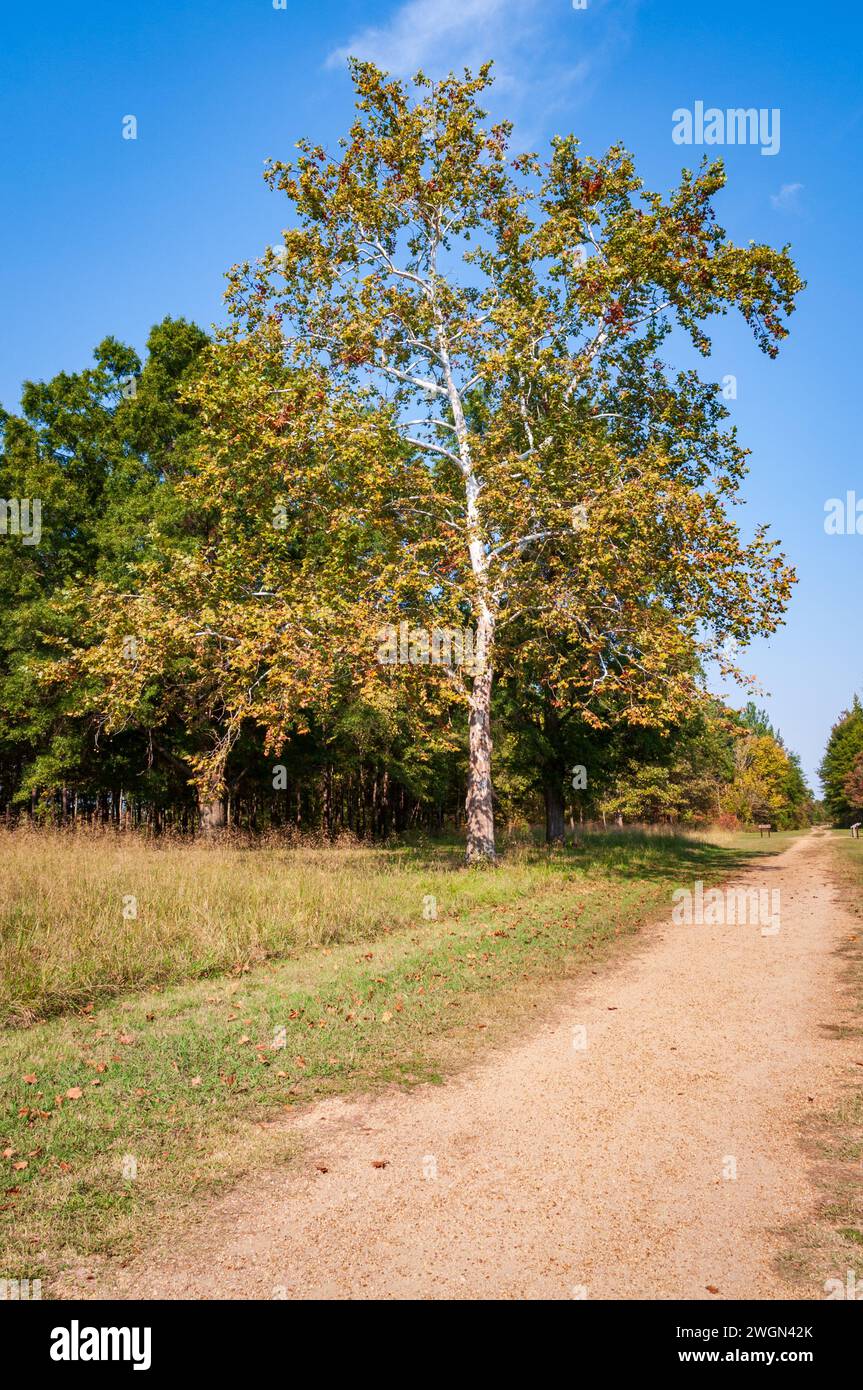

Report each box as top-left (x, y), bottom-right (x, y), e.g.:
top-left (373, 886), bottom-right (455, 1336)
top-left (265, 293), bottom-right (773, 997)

top-left (83, 63), bottom-right (802, 859)
top-left (217, 61), bottom-right (803, 862)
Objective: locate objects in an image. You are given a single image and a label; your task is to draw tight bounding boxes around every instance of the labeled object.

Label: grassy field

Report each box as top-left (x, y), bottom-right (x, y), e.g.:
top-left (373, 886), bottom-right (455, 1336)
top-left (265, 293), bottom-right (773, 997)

top-left (0, 824), bottom-right (802, 1290)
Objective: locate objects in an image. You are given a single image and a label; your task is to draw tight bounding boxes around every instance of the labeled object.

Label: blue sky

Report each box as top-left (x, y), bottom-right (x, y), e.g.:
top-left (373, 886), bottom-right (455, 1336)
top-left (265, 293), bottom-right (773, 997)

top-left (1, 0), bottom-right (860, 788)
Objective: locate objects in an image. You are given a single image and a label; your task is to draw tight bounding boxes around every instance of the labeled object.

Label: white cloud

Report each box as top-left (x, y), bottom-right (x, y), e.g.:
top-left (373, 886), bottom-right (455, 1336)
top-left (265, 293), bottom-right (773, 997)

top-left (326, 0), bottom-right (523, 77)
top-left (770, 182), bottom-right (803, 212)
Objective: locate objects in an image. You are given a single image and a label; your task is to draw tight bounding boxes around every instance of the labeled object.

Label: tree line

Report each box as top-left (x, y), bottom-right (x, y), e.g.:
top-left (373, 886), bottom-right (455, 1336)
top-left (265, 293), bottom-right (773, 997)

top-left (0, 62), bottom-right (816, 849)
top-left (819, 697), bottom-right (863, 826)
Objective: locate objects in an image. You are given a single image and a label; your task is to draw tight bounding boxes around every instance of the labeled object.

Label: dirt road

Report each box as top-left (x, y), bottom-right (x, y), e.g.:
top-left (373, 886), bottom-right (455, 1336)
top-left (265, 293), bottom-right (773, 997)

top-left (82, 833), bottom-right (856, 1300)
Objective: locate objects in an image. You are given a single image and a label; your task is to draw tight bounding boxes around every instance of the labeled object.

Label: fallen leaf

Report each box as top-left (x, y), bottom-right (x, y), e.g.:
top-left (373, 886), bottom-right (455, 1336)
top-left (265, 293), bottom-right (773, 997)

top-left (190, 1077), bottom-right (202, 1087)
top-left (65, 1087), bottom-right (83, 1101)
top-left (315, 1163), bottom-right (329, 1173)
top-left (117, 1034), bottom-right (134, 1046)
top-left (13, 1161), bottom-right (28, 1171)
top-left (22, 1074), bottom-right (37, 1085)
top-left (380, 1011), bottom-right (392, 1023)
top-left (706, 1285), bottom-right (720, 1295)
top-left (371, 1159), bottom-right (388, 1169)
top-left (2, 1148), bottom-right (15, 1159)
top-left (236, 1035), bottom-right (251, 1046)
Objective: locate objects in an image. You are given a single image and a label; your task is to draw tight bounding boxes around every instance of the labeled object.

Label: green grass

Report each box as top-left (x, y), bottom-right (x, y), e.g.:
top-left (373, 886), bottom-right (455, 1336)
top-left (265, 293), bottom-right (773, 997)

top-left (0, 825), bottom-right (801, 1290)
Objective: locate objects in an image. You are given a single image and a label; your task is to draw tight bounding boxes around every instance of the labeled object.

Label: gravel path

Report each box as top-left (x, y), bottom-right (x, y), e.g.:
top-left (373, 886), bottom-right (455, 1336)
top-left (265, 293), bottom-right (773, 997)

top-left (79, 833), bottom-right (854, 1300)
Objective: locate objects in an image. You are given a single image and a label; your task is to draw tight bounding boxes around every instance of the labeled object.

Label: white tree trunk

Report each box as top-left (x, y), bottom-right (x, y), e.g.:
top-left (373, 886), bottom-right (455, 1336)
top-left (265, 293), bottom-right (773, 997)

top-left (465, 617), bottom-right (496, 863)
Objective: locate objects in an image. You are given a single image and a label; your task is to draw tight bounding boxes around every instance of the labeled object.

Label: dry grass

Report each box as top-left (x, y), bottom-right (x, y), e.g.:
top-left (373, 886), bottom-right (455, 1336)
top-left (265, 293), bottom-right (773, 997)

top-left (0, 825), bottom-right (801, 1027)
top-left (0, 827), bottom-right (610, 1025)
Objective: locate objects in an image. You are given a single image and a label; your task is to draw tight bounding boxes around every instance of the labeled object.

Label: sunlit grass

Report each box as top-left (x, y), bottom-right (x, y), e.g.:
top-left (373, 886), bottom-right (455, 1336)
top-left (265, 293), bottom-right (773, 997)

top-left (0, 824), bottom-right (779, 1026)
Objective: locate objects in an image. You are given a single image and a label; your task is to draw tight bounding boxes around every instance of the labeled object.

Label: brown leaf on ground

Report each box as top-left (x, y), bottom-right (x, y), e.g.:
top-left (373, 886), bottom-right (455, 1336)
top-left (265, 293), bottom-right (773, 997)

top-left (65, 1087), bottom-right (83, 1100)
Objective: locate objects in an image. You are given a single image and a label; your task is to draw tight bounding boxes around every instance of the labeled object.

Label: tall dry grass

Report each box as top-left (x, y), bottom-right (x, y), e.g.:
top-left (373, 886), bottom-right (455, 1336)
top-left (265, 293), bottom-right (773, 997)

top-left (1, 822), bottom-right (781, 1026)
top-left (0, 826), bottom-right (581, 1024)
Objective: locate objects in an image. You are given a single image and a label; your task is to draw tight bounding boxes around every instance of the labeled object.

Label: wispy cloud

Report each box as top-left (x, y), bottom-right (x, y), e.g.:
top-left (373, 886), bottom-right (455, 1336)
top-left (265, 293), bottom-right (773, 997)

top-left (326, 0), bottom-right (526, 78)
top-left (325, 0), bottom-right (636, 145)
top-left (770, 182), bottom-right (803, 212)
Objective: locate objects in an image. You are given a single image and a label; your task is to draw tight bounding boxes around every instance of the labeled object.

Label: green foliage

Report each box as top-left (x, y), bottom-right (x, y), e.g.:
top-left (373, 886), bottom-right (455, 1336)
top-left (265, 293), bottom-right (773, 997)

top-left (0, 319), bottom-right (209, 817)
top-left (819, 697), bottom-right (863, 824)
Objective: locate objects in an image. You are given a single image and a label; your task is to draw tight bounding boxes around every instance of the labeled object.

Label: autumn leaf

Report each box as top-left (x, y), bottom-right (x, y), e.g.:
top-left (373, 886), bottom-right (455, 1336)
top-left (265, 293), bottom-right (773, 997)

top-left (65, 1087), bottom-right (83, 1100)
top-left (22, 1074), bottom-right (37, 1084)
